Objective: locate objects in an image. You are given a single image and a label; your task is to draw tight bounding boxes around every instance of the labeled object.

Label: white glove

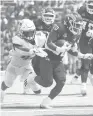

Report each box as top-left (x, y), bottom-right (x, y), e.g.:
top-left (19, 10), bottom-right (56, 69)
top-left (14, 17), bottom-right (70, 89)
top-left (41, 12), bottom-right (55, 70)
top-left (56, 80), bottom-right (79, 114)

top-left (83, 53), bottom-right (93, 59)
top-left (33, 48), bottom-right (48, 57)
top-left (56, 42), bottom-right (71, 54)
top-left (29, 49), bottom-right (36, 57)
top-left (78, 52), bottom-right (93, 59)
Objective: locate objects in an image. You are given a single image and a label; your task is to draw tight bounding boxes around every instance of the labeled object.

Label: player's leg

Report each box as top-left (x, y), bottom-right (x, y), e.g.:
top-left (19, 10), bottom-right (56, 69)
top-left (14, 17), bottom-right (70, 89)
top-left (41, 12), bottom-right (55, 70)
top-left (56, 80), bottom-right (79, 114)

top-left (71, 59), bottom-right (81, 84)
top-left (80, 59), bottom-right (90, 96)
top-left (23, 56), bottom-right (52, 94)
top-left (22, 64), bottom-right (41, 94)
top-left (89, 59), bottom-right (93, 86)
top-left (40, 61), bottom-right (66, 109)
top-left (1, 63), bottom-right (17, 102)
top-left (23, 56), bottom-right (40, 94)
top-left (35, 57), bottom-right (53, 87)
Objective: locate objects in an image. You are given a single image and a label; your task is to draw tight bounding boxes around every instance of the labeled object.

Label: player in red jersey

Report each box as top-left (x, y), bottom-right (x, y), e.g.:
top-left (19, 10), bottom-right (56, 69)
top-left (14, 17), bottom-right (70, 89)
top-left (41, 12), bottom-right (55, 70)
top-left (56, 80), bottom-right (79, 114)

top-left (36, 11), bottom-right (93, 108)
top-left (24, 9), bottom-right (93, 108)
top-left (72, 0), bottom-right (93, 96)
top-left (26, 10), bottom-right (92, 108)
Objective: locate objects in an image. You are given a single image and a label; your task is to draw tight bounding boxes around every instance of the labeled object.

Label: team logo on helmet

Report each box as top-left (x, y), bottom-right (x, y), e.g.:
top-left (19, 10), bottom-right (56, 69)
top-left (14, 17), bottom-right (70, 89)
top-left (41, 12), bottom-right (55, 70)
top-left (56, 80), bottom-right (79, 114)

top-left (42, 8), bottom-right (55, 25)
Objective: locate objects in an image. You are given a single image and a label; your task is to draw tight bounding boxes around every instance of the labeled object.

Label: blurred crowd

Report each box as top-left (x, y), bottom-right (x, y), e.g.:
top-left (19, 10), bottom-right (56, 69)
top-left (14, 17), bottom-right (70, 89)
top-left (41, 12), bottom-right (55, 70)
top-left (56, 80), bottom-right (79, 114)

top-left (0, 0), bottom-right (84, 73)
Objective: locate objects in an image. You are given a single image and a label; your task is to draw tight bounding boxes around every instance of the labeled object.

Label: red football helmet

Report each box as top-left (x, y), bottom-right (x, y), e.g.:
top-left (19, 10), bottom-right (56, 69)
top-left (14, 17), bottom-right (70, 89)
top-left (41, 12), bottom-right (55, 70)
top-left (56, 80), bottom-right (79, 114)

top-left (42, 7), bottom-right (55, 25)
top-left (86, 0), bottom-right (93, 14)
top-left (64, 12), bottom-right (83, 35)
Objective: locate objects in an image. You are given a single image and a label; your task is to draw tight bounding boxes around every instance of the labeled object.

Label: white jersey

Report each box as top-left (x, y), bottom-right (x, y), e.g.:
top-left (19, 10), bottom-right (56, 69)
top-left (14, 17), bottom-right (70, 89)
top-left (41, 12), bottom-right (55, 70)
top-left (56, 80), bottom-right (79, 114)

top-left (10, 35), bottom-right (35, 67)
top-left (35, 31), bottom-right (47, 47)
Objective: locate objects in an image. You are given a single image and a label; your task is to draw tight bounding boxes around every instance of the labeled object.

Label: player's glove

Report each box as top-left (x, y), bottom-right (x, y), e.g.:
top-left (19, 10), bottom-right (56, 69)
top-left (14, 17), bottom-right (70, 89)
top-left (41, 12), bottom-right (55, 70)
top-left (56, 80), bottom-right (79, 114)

top-left (33, 48), bottom-right (48, 57)
top-left (78, 52), bottom-right (93, 59)
top-left (83, 53), bottom-right (93, 59)
top-left (56, 42), bottom-right (71, 54)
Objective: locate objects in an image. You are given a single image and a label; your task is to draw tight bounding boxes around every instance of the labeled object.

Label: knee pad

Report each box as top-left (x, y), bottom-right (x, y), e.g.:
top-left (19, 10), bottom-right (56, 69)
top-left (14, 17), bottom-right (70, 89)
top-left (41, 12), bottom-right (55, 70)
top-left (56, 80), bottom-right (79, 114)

top-left (1, 81), bottom-right (9, 91)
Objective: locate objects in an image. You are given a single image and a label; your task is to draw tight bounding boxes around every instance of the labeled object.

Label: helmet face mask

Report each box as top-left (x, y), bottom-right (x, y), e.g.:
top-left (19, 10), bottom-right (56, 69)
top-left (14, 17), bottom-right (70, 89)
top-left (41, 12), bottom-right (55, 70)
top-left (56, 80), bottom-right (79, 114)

top-left (65, 13), bottom-right (83, 35)
top-left (86, 0), bottom-right (93, 14)
top-left (23, 30), bottom-right (36, 40)
top-left (42, 8), bottom-right (55, 25)
top-left (69, 20), bottom-right (83, 35)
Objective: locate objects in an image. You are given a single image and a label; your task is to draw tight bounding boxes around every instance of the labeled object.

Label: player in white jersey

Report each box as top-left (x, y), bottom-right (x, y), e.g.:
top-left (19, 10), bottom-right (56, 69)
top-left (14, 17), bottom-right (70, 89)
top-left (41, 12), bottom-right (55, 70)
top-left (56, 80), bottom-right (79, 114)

top-left (0, 19), bottom-right (47, 102)
top-left (23, 30), bottom-right (47, 94)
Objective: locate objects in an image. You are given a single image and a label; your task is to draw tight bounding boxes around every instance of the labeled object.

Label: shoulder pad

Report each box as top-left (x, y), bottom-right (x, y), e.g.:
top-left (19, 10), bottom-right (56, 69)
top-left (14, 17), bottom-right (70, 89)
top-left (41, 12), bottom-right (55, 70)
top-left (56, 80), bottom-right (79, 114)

top-left (53, 24), bottom-right (59, 31)
top-left (12, 36), bottom-right (22, 45)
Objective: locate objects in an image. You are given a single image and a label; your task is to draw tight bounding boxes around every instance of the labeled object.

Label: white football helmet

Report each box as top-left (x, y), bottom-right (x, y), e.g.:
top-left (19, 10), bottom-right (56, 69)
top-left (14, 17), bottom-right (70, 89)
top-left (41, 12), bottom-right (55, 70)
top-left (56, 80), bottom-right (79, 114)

top-left (42, 8), bottom-right (55, 25)
top-left (86, 0), bottom-right (93, 14)
top-left (20, 19), bottom-right (36, 40)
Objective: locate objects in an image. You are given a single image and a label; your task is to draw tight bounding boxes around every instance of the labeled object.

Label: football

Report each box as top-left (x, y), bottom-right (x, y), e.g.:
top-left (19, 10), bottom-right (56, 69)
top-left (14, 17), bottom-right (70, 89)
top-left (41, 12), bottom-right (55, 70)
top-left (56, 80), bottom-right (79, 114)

top-left (54, 39), bottom-right (65, 47)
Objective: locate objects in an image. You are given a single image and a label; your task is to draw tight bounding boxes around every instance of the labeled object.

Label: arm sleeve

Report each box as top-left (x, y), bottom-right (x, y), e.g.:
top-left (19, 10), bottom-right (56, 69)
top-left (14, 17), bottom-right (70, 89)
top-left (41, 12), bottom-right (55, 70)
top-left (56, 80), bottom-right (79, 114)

top-left (12, 36), bottom-right (22, 45)
top-left (47, 30), bottom-right (58, 51)
top-left (12, 36), bottom-right (30, 52)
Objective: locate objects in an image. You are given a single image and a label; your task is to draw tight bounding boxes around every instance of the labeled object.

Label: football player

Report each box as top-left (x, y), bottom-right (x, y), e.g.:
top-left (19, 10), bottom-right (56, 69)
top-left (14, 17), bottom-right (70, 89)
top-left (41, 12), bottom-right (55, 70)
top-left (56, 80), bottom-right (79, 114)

top-left (0, 19), bottom-right (47, 102)
top-left (23, 7), bottom-right (56, 93)
top-left (72, 0), bottom-right (93, 96)
top-left (26, 11), bottom-right (93, 109)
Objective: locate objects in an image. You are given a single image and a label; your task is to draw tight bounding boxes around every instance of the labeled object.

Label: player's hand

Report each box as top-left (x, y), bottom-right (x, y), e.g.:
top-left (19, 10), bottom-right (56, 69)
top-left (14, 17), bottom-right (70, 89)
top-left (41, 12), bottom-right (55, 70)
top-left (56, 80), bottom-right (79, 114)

top-left (83, 53), bottom-right (93, 60)
top-left (33, 48), bottom-right (48, 57)
top-left (56, 42), bottom-right (71, 54)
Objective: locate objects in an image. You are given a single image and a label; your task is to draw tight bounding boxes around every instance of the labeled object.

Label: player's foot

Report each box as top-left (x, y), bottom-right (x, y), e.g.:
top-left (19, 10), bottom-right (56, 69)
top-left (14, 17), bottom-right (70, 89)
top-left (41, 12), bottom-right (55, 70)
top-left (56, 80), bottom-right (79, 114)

top-left (71, 74), bottom-right (79, 84)
top-left (0, 90), bottom-right (5, 103)
top-left (23, 88), bottom-right (29, 94)
top-left (23, 79), bottom-right (41, 94)
top-left (40, 97), bottom-right (52, 109)
top-left (40, 104), bottom-right (52, 109)
top-left (81, 83), bottom-right (87, 96)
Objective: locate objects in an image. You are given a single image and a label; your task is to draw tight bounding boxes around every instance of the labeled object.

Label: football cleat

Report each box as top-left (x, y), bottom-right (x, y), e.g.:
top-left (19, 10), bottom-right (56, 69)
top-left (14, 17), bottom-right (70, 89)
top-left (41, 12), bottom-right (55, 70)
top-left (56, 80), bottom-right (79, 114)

top-left (40, 104), bottom-right (52, 109)
top-left (40, 97), bottom-right (52, 109)
top-left (71, 74), bottom-right (79, 84)
top-left (23, 78), bottom-right (41, 94)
